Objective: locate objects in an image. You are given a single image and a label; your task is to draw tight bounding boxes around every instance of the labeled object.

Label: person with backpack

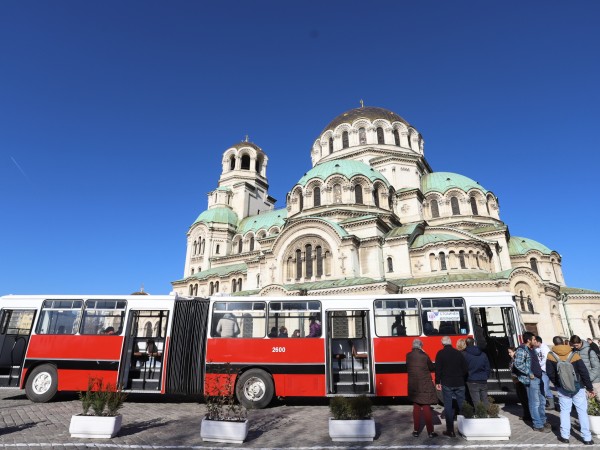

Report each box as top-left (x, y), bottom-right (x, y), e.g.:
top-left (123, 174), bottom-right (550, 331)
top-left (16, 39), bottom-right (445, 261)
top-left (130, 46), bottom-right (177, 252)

top-left (573, 335), bottom-right (600, 401)
top-left (588, 338), bottom-right (600, 356)
top-left (546, 335), bottom-right (595, 445)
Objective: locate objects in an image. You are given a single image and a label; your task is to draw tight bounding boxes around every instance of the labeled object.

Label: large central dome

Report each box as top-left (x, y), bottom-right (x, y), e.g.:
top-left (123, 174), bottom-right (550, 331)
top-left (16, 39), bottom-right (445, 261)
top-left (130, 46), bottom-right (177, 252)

top-left (322, 106), bottom-right (409, 133)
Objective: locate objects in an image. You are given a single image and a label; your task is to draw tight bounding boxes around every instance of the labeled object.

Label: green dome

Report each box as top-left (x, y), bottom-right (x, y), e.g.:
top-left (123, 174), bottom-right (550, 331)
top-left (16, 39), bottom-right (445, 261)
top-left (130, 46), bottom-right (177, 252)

top-left (192, 207), bottom-right (238, 227)
top-left (411, 233), bottom-right (468, 249)
top-left (322, 106), bottom-right (409, 133)
top-left (421, 172), bottom-right (488, 195)
top-left (297, 160), bottom-right (390, 187)
top-left (508, 236), bottom-right (553, 256)
top-left (237, 208), bottom-right (287, 234)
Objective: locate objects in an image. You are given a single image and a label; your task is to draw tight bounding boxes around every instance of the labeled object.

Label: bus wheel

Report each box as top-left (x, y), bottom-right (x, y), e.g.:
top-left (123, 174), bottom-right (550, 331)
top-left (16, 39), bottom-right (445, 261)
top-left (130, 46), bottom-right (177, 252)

top-left (235, 369), bottom-right (274, 409)
top-left (25, 364), bottom-right (58, 403)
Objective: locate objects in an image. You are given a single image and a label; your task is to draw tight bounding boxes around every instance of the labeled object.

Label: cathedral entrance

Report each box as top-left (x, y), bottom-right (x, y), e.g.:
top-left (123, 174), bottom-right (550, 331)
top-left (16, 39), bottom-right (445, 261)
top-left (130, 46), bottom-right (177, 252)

top-left (326, 309), bottom-right (373, 396)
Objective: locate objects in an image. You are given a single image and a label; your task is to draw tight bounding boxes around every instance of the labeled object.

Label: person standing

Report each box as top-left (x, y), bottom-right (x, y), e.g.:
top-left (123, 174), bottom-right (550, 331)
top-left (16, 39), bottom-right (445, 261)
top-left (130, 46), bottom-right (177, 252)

top-left (509, 347), bottom-right (532, 422)
top-left (535, 335), bottom-right (555, 410)
top-left (513, 332), bottom-right (550, 432)
top-left (216, 313), bottom-right (240, 337)
top-left (463, 337), bottom-right (490, 407)
top-left (406, 339), bottom-right (438, 438)
top-left (435, 336), bottom-right (468, 437)
top-left (587, 338), bottom-right (600, 356)
top-left (547, 335), bottom-right (595, 445)
top-left (572, 335), bottom-right (600, 401)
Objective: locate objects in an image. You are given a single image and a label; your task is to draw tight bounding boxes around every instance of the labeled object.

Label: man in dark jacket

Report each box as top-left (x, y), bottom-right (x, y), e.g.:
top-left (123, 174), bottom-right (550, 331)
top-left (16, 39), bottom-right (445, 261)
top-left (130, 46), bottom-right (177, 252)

top-left (547, 335), bottom-right (595, 445)
top-left (463, 337), bottom-right (491, 407)
top-left (435, 336), bottom-right (468, 437)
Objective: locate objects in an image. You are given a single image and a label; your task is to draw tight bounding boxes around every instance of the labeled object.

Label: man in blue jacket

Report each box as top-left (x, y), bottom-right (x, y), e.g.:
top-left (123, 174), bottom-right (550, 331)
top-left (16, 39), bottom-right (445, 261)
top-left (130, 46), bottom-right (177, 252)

top-left (463, 337), bottom-right (490, 407)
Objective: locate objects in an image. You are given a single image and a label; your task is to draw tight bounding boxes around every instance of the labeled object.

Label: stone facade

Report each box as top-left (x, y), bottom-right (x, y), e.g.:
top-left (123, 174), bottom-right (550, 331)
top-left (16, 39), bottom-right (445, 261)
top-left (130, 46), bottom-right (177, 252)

top-left (172, 106), bottom-right (600, 341)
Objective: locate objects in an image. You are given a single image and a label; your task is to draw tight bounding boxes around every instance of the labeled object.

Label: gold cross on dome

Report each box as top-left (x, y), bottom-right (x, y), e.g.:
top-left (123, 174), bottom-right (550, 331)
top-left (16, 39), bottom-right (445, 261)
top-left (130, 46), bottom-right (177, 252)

top-left (359, 99), bottom-right (364, 108)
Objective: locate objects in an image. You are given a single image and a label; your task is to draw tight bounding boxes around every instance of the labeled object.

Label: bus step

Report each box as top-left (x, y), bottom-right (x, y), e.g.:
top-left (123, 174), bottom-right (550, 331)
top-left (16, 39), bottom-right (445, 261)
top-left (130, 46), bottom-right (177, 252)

top-left (334, 382), bottom-right (369, 394)
top-left (335, 373), bottom-right (369, 383)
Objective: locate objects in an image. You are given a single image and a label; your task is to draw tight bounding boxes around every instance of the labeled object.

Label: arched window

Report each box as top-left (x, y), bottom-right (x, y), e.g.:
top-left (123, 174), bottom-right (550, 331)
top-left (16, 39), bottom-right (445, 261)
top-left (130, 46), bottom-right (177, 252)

top-left (459, 251), bottom-right (466, 269)
top-left (342, 131), bottom-right (349, 149)
top-left (316, 246), bottom-right (323, 277)
top-left (215, 244), bottom-right (220, 254)
top-left (298, 192), bottom-right (303, 211)
top-left (191, 268), bottom-right (195, 275)
top-left (215, 281), bottom-right (219, 293)
top-left (249, 237), bottom-right (254, 251)
top-left (238, 278), bottom-right (242, 291)
top-left (295, 249), bottom-right (302, 280)
top-left (354, 185), bottom-right (363, 204)
top-left (333, 184), bottom-right (342, 203)
top-left (373, 187), bottom-right (380, 207)
top-left (451, 197), bottom-right (460, 215)
top-left (530, 258), bottom-right (539, 274)
top-left (305, 244), bottom-right (313, 278)
top-left (429, 253), bottom-right (437, 271)
top-left (430, 200), bottom-right (439, 218)
top-left (393, 129), bottom-right (400, 146)
top-left (439, 252), bottom-right (446, 270)
top-left (201, 239), bottom-right (205, 255)
top-left (209, 282), bottom-right (214, 295)
top-left (328, 137), bottom-right (333, 154)
top-left (359, 127), bottom-right (366, 144)
top-left (527, 297), bottom-right (534, 313)
top-left (232, 279), bottom-right (237, 293)
top-left (470, 197), bottom-right (479, 215)
top-left (241, 154), bottom-right (250, 170)
top-left (193, 240), bottom-right (197, 255)
top-left (255, 158), bottom-right (262, 173)
top-left (189, 285), bottom-right (193, 295)
top-left (387, 257), bottom-right (393, 272)
top-left (313, 187), bottom-right (321, 207)
top-left (256, 274), bottom-right (260, 287)
top-left (238, 239), bottom-right (243, 254)
top-left (589, 316), bottom-right (597, 338)
top-left (439, 252), bottom-right (447, 271)
top-left (376, 127), bottom-right (384, 144)
top-left (229, 155), bottom-right (235, 170)
top-left (145, 321), bottom-right (153, 337)
top-left (519, 291), bottom-right (526, 311)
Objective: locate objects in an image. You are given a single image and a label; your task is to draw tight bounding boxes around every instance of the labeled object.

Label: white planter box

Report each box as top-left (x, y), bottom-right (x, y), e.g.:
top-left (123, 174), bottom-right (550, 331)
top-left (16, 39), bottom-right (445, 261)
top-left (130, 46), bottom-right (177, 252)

top-left (69, 414), bottom-right (122, 438)
top-left (590, 415), bottom-right (600, 438)
top-left (201, 418), bottom-right (249, 444)
top-left (457, 415), bottom-right (511, 441)
top-left (328, 418), bottom-right (376, 442)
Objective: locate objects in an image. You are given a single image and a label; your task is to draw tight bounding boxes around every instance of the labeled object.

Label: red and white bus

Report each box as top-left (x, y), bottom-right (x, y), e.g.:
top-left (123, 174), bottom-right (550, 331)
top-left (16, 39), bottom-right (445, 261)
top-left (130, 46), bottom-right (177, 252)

top-left (0, 292), bottom-right (523, 407)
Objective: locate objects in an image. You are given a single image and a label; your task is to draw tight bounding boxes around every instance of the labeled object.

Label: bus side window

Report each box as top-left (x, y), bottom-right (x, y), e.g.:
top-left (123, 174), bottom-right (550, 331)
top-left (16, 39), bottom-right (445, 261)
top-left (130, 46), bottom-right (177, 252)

top-left (211, 301), bottom-right (266, 338)
top-left (267, 301), bottom-right (321, 338)
top-left (80, 300), bottom-right (127, 335)
top-left (36, 300), bottom-right (83, 335)
top-left (374, 299), bottom-right (420, 337)
top-left (420, 297), bottom-right (469, 336)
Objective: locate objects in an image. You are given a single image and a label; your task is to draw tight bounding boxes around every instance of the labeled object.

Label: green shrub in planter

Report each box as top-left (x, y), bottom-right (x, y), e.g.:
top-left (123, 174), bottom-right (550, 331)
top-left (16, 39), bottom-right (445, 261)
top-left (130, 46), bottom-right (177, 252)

top-left (79, 377), bottom-right (127, 417)
top-left (588, 396), bottom-right (600, 416)
top-left (461, 397), bottom-right (500, 419)
top-left (330, 396), bottom-right (372, 420)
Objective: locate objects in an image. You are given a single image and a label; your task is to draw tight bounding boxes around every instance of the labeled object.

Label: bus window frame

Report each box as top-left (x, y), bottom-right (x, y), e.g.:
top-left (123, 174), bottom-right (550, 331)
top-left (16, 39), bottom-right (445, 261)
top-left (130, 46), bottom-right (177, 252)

top-left (35, 299), bottom-right (83, 335)
top-left (267, 300), bottom-right (322, 338)
top-left (373, 298), bottom-right (420, 337)
top-left (80, 299), bottom-right (127, 335)
top-left (419, 297), bottom-right (469, 336)
top-left (211, 300), bottom-right (267, 338)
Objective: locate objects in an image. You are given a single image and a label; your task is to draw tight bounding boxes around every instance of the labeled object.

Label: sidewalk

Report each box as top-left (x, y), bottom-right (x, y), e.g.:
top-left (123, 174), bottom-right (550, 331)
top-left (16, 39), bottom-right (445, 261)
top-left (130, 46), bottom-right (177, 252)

top-left (0, 389), bottom-right (592, 449)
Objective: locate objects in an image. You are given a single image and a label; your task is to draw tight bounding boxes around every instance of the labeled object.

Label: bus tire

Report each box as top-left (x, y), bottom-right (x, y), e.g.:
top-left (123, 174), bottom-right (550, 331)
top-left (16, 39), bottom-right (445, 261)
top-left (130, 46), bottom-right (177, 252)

top-left (235, 368), bottom-right (274, 409)
top-left (25, 364), bottom-right (58, 403)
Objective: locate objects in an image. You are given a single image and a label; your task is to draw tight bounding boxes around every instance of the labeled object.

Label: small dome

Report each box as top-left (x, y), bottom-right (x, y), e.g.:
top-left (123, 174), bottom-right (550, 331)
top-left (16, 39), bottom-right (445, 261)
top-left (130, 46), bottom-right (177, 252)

top-left (411, 233), bottom-right (468, 249)
top-left (322, 106), bottom-right (409, 133)
top-left (296, 160), bottom-right (390, 187)
top-left (508, 236), bottom-right (553, 256)
top-left (192, 207), bottom-right (238, 227)
top-left (421, 172), bottom-right (488, 195)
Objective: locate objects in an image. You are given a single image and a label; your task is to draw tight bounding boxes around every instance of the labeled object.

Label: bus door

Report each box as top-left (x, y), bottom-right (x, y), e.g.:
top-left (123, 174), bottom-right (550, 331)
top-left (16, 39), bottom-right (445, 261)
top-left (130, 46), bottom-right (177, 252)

top-left (120, 309), bottom-right (169, 392)
top-left (326, 309), bottom-right (373, 395)
top-left (470, 305), bottom-right (520, 397)
top-left (0, 309), bottom-right (36, 387)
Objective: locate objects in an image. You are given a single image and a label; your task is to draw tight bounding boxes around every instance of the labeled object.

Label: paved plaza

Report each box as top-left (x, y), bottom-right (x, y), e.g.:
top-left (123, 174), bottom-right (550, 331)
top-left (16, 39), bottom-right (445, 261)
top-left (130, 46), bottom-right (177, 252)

top-left (0, 389), bottom-right (595, 449)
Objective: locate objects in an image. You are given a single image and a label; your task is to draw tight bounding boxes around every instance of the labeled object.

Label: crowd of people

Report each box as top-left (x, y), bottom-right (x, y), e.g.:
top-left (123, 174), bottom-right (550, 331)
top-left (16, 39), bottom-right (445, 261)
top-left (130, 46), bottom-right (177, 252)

top-left (407, 332), bottom-right (600, 444)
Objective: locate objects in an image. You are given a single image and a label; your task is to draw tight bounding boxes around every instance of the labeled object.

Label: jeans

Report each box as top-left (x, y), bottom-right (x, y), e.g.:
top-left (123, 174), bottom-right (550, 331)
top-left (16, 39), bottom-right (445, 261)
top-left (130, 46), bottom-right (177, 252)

top-left (541, 371), bottom-right (552, 399)
top-left (466, 382), bottom-right (489, 407)
top-left (557, 388), bottom-right (591, 441)
top-left (525, 377), bottom-right (547, 429)
top-left (442, 385), bottom-right (465, 431)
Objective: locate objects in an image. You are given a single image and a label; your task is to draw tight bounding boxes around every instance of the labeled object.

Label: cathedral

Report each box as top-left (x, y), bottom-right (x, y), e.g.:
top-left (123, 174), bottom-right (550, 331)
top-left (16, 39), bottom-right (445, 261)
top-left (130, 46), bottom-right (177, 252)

top-left (172, 105), bottom-right (600, 340)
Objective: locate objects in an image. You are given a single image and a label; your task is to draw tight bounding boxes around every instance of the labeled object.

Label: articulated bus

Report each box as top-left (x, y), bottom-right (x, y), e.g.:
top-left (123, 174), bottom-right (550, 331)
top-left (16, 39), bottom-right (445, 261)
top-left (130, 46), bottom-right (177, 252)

top-left (0, 292), bottom-right (523, 407)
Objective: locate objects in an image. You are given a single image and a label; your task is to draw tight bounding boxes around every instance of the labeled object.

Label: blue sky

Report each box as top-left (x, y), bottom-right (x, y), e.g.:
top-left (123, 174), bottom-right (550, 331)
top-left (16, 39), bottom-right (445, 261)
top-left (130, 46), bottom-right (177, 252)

top-left (1, 1), bottom-right (599, 295)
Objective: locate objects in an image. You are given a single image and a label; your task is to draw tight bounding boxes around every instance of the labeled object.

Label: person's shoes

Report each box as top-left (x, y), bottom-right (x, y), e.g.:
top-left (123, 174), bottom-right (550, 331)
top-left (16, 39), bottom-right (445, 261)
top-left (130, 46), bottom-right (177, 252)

top-left (412, 431), bottom-right (420, 437)
top-left (557, 437), bottom-right (569, 444)
top-left (533, 426), bottom-right (551, 433)
top-left (544, 422), bottom-right (552, 429)
top-left (442, 430), bottom-right (456, 438)
top-left (428, 432), bottom-right (438, 438)
top-left (584, 440), bottom-right (594, 445)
